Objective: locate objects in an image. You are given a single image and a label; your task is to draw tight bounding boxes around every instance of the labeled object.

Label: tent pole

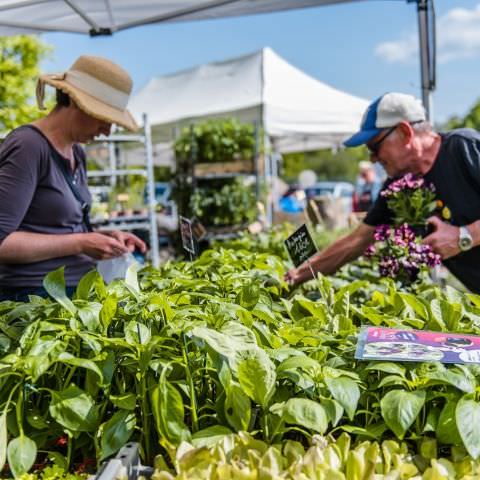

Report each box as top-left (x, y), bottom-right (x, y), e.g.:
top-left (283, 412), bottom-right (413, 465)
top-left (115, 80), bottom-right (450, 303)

top-left (416, 0), bottom-right (434, 122)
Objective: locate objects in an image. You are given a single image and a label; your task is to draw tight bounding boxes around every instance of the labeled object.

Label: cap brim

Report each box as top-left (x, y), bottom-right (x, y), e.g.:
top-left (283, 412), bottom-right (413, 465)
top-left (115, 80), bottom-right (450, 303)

top-left (40, 76), bottom-right (139, 132)
top-left (344, 128), bottom-right (382, 148)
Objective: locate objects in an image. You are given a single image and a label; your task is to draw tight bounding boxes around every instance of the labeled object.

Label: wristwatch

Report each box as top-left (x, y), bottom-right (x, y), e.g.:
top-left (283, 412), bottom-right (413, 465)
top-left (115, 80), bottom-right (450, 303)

top-left (458, 226), bottom-right (473, 252)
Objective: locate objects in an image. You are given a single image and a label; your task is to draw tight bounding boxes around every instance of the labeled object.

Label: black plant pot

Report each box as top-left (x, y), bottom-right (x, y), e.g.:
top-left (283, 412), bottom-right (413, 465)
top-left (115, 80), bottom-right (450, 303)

top-left (410, 223), bottom-right (434, 238)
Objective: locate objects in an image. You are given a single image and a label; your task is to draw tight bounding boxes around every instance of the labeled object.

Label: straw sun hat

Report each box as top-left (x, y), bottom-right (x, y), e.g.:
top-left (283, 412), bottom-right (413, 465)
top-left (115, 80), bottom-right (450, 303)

top-left (36, 55), bottom-right (138, 132)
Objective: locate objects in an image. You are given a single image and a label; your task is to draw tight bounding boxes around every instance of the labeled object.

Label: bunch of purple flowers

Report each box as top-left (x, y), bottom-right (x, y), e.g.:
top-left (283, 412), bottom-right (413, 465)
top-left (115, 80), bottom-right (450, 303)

top-left (380, 173), bottom-right (437, 226)
top-left (365, 223), bottom-right (441, 283)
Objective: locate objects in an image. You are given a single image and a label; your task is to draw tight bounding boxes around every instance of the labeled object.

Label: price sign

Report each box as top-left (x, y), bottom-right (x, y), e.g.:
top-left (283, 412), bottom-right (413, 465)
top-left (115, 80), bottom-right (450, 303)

top-left (284, 224), bottom-right (317, 267)
top-left (180, 216), bottom-right (195, 255)
top-left (191, 218), bottom-right (207, 241)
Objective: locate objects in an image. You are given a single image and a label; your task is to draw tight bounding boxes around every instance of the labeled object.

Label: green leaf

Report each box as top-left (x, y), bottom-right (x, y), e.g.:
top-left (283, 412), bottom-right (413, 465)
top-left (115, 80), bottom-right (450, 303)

top-left (125, 262), bottom-right (141, 293)
top-left (191, 425), bottom-right (232, 448)
top-left (125, 321), bottom-right (151, 346)
top-left (77, 303), bottom-right (102, 331)
top-left (236, 349), bottom-right (276, 408)
top-left (100, 410), bottom-right (136, 460)
top-left (437, 400), bottom-right (462, 445)
top-left (426, 365), bottom-right (476, 393)
top-left (322, 398), bottom-right (344, 427)
top-left (236, 284), bottom-right (260, 310)
top-left (365, 362), bottom-right (406, 377)
top-left (0, 409), bottom-right (6, 472)
top-left (380, 390), bottom-right (425, 439)
top-left (55, 352), bottom-right (103, 382)
top-left (151, 371), bottom-right (190, 446)
top-left (224, 383), bottom-right (251, 431)
top-left (75, 270), bottom-right (99, 300)
top-left (100, 295), bottom-right (117, 331)
top-left (192, 322), bottom-right (257, 357)
top-left (399, 293), bottom-right (428, 320)
top-left (456, 397), bottom-right (480, 459)
top-left (46, 452), bottom-right (68, 471)
top-left (110, 393), bottom-right (137, 411)
top-left (7, 435), bottom-right (37, 478)
top-left (43, 267), bottom-right (76, 314)
top-left (277, 355), bottom-right (320, 373)
top-left (272, 398), bottom-right (328, 434)
top-left (49, 385), bottom-right (99, 432)
top-left (324, 376), bottom-right (360, 421)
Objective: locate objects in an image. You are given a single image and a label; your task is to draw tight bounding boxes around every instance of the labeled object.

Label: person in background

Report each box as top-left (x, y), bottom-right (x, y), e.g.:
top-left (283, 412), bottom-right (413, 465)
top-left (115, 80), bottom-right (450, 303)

top-left (286, 92), bottom-right (480, 293)
top-left (0, 55), bottom-right (146, 301)
top-left (354, 160), bottom-right (382, 212)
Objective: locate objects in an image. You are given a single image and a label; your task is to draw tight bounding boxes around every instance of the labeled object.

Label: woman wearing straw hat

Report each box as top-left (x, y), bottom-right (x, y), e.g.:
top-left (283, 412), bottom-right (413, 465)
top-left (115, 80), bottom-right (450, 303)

top-left (0, 55), bottom-right (146, 301)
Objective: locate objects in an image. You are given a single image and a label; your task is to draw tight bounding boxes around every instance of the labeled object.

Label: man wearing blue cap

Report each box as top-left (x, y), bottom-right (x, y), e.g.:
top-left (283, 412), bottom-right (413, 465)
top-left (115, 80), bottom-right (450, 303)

top-left (286, 92), bottom-right (480, 293)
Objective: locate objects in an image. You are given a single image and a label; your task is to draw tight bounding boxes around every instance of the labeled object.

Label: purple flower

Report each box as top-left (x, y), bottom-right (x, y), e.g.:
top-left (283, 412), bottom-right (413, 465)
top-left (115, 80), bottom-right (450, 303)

top-left (379, 256), bottom-right (400, 277)
top-left (374, 224), bottom-right (391, 241)
top-left (380, 173), bottom-right (435, 198)
top-left (364, 244), bottom-right (376, 257)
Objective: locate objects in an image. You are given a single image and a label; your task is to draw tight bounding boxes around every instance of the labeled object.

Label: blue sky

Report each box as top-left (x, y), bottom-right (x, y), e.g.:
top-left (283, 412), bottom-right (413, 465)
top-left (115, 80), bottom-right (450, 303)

top-left (42, 0), bottom-right (480, 125)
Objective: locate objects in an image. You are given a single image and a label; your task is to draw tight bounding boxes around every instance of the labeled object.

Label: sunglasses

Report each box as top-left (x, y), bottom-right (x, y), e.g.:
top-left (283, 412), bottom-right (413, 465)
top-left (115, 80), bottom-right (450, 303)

top-left (367, 126), bottom-right (397, 156)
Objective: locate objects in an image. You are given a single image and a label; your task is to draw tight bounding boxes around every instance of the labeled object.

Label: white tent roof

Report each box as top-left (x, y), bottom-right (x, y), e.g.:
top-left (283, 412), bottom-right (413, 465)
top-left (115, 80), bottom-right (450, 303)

top-left (129, 47), bottom-right (368, 153)
top-left (0, 1), bottom-right (367, 36)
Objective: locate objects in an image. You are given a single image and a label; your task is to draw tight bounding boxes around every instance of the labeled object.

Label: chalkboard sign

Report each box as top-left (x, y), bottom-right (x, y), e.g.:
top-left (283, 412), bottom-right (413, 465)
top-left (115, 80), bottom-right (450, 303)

top-left (180, 216), bottom-right (195, 254)
top-left (284, 224), bottom-right (317, 267)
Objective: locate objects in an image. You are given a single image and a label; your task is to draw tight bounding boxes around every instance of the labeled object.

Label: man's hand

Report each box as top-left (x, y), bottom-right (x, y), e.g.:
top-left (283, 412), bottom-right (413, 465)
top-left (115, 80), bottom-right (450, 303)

top-left (284, 268), bottom-right (301, 286)
top-left (284, 266), bottom-right (312, 286)
top-left (104, 231), bottom-right (147, 253)
top-left (423, 216), bottom-right (460, 259)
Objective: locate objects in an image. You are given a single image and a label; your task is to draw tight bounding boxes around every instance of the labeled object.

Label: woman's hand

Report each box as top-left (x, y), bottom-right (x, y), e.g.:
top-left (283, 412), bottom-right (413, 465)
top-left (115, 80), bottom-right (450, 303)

top-left (81, 232), bottom-right (130, 260)
top-left (105, 230), bottom-right (147, 253)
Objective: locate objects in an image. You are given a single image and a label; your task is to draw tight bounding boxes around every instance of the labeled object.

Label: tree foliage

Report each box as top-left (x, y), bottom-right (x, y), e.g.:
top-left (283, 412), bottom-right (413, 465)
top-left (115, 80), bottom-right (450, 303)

top-left (445, 98), bottom-right (480, 131)
top-left (281, 146), bottom-right (368, 183)
top-left (0, 35), bottom-right (51, 132)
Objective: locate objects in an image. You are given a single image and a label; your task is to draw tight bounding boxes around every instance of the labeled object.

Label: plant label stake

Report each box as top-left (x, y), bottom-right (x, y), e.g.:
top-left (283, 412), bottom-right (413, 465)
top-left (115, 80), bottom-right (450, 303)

top-left (284, 224), bottom-right (318, 280)
top-left (180, 216), bottom-right (196, 261)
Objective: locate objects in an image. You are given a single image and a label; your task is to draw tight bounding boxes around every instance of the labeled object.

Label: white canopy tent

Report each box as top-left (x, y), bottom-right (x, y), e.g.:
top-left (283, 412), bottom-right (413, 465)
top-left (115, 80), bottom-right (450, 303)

top-left (129, 47), bottom-right (369, 154)
top-left (0, 0), bottom-right (435, 118)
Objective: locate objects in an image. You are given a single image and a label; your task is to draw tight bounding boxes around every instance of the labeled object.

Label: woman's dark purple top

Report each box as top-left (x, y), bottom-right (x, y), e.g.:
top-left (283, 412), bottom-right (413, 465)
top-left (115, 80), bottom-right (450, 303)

top-left (0, 125), bottom-right (94, 287)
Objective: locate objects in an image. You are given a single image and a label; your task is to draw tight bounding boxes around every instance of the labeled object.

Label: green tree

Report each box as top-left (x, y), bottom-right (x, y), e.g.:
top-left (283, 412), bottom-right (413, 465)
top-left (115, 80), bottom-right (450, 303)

top-left (281, 147), bottom-right (368, 183)
top-left (444, 97), bottom-right (480, 130)
top-left (0, 35), bottom-right (51, 132)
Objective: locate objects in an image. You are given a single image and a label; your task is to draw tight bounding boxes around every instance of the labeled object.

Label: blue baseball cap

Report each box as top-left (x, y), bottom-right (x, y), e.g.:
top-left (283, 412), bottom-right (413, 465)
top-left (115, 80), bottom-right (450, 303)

top-left (344, 93), bottom-right (426, 148)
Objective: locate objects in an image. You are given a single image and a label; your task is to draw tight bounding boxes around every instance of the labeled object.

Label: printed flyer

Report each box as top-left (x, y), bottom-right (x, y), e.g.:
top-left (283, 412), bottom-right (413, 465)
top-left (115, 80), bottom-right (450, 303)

top-left (355, 326), bottom-right (480, 364)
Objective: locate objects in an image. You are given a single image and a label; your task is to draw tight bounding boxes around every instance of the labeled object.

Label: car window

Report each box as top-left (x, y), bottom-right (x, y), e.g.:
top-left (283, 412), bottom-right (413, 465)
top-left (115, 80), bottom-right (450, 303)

top-left (307, 187), bottom-right (334, 197)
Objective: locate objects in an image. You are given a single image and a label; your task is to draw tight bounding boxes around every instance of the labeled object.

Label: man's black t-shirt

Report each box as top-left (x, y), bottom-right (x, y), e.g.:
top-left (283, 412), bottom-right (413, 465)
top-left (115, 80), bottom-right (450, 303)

top-left (364, 128), bottom-right (480, 293)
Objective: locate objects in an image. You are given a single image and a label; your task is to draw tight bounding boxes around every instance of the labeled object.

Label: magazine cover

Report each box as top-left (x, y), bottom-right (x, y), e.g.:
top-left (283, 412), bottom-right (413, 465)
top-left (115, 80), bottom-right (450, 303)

top-left (355, 326), bottom-right (480, 364)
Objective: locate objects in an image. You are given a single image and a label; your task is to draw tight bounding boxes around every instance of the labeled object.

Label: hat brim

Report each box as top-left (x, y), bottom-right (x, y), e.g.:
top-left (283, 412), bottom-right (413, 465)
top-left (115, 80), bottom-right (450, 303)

top-left (344, 128), bottom-right (382, 148)
top-left (40, 76), bottom-right (139, 132)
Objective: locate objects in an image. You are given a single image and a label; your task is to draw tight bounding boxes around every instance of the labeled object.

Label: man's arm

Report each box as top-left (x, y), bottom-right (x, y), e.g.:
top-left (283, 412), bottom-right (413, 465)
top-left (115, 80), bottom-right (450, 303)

top-left (0, 231), bottom-right (129, 263)
top-left (285, 223), bottom-right (376, 286)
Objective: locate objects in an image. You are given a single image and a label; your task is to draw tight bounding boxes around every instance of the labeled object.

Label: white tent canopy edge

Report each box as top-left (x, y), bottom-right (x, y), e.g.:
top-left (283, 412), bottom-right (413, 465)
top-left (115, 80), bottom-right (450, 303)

top-left (0, 0), bottom-right (435, 118)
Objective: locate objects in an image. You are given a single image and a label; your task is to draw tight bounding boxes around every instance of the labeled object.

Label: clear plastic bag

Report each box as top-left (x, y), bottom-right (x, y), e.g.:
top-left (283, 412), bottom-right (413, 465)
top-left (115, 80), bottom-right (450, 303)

top-left (97, 253), bottom-right (138, 284)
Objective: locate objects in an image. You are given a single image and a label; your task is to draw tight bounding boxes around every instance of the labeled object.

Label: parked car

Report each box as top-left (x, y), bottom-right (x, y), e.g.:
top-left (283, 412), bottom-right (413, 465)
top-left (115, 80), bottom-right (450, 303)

top-left (305, 181), bottom-right (355, 217)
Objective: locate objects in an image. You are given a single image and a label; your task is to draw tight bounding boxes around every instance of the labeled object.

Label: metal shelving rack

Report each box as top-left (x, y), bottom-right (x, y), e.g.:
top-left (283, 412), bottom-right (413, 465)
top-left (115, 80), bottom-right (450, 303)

top-left (88, 113), bottom-right (159, 268)
top-left (189, 122), bottom-right (262, 242)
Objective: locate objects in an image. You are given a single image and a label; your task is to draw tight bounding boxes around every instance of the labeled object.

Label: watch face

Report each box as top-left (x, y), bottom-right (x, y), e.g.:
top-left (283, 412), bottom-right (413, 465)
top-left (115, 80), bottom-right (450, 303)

top-left (460, 237), bottom-right (473, 251)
